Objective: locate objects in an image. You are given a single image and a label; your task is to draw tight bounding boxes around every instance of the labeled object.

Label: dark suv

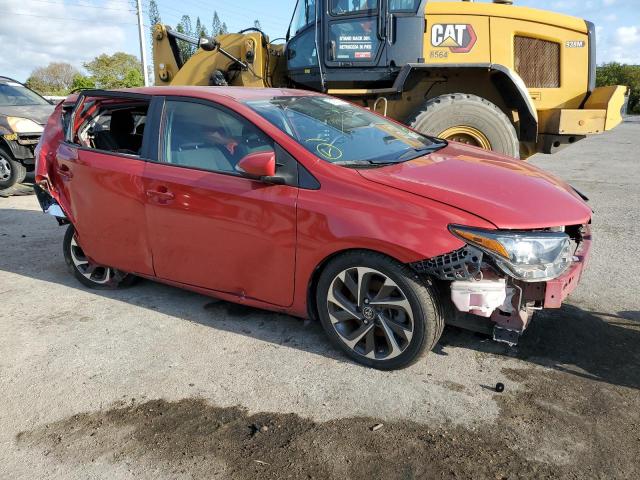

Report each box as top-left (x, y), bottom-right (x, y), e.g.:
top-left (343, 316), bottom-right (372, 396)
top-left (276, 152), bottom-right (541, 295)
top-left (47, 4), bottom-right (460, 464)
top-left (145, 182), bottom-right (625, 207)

top-left (0, 77), bottom-right (54, 194)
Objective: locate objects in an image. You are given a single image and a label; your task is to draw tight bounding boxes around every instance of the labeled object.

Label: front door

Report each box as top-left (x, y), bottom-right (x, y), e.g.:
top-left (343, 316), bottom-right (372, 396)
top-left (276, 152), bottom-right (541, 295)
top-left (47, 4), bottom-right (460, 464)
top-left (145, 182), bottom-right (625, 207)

top-left (56, 92), bottom-right (154, 275)
top-left (143, 98), bottom-right (298, 307)
top-left (324, 0), bottom-right (385, 67)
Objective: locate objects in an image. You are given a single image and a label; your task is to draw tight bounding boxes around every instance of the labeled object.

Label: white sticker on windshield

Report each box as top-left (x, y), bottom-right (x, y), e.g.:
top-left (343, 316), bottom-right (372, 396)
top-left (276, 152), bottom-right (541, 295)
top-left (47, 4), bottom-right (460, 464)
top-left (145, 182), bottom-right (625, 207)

top-left (324, 98), bottom-right (349, 106)
top-left (7, 82), bottom-right (22, 86)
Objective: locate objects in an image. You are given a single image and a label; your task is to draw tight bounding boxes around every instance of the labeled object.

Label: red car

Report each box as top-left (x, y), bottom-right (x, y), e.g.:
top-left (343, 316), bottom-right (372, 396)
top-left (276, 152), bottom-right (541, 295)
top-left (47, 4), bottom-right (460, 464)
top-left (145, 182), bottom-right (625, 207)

top-left (34, 87), bottom-right (592, 369)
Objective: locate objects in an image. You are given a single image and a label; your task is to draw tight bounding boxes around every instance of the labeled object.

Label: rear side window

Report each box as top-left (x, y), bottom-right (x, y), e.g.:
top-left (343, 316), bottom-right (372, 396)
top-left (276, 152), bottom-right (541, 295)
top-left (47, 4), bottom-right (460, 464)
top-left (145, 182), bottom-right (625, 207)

top-left (161, 100), bottom-right (274, 175)
top-left (71, 97), bottom-right (150, 156)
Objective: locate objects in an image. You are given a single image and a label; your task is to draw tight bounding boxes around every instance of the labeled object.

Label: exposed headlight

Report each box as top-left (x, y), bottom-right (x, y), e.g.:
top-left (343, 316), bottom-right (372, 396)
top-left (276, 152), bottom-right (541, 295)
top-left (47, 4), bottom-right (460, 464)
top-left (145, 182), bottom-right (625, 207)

top-left (449, 225), bottom-right (573, 281)
top-left (7, 116), bottom-right (43, 133)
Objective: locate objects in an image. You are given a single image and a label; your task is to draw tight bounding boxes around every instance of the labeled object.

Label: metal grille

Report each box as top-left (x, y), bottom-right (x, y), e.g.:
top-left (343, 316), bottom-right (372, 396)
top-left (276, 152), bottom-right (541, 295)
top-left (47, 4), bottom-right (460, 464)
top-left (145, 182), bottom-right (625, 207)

top-left (514, 36), bottom-right (560, 88)
top-left (410, 246), bottom-right (484, 281)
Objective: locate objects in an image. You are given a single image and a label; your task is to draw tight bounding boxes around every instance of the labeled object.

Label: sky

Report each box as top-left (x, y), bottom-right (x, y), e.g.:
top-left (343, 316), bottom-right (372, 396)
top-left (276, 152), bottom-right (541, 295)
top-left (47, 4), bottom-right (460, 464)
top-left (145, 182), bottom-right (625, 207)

top-left (0, 0), bottom-right (638, 82)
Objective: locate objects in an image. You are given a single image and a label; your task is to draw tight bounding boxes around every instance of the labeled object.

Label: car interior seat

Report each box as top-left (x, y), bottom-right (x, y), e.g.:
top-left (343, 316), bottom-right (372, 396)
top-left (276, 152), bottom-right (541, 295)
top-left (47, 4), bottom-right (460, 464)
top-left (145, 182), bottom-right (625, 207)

top-left (94, 109), bottom-right (143, 154)
top-left (169, 120), bottom-right (234, 172)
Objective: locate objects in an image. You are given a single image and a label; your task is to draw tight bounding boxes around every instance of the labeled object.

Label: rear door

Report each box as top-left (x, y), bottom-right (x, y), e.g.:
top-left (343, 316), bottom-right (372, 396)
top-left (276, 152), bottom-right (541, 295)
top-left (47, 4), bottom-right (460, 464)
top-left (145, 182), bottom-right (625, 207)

top-left (55, 91), bottom-right (155, 275)
top-left (143, 97), bottom-right (298, 307)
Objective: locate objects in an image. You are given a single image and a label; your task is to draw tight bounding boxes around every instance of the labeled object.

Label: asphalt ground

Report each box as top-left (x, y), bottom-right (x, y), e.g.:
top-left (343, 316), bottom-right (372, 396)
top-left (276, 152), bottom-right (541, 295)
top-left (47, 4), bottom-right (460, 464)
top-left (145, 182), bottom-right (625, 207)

top-left (1, 119), bottom-right (639, 479)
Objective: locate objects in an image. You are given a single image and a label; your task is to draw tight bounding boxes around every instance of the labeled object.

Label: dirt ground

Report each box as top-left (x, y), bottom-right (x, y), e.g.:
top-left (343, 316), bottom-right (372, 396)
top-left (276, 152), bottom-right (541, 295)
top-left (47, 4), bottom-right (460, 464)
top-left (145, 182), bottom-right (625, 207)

top-left (1, 120), bottom-right (639, 479)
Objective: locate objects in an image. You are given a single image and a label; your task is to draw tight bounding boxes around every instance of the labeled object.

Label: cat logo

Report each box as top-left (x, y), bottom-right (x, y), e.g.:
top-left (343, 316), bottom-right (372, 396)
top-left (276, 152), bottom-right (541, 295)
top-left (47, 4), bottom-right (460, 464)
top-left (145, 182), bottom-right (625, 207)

top-left (430, 24), bottom-right (477, 53)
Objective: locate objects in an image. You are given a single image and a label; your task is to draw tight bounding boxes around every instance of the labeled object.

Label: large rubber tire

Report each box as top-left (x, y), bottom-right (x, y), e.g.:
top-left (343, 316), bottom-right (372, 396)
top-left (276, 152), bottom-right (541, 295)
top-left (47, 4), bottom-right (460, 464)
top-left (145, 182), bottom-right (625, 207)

top-left (316, 251), bottom-right (444, 370)
top-left (409, 93), bottom-right (520, 158)
top-left (0, 147), bottom-right (27, 195)
top-left (63, 225), bottom-right (136, 290)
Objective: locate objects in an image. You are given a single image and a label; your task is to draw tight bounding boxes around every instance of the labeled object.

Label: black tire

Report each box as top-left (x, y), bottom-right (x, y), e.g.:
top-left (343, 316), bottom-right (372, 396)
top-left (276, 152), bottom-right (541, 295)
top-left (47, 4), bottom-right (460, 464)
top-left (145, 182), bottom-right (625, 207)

top-left (63, 225), bottom-right (136, 290)
top-left (0, 147), bottom-right (27, 195)
top-left (409, 93), bottom-right (520, 158)
top-left (316, 251), bottom-right (444, 370)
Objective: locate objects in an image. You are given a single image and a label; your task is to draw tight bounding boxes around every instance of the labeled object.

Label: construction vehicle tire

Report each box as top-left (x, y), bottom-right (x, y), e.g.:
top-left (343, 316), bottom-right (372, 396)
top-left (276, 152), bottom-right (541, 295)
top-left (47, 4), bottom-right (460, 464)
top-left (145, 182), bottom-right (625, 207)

top-left (409, 93), bottom-right (520, 159)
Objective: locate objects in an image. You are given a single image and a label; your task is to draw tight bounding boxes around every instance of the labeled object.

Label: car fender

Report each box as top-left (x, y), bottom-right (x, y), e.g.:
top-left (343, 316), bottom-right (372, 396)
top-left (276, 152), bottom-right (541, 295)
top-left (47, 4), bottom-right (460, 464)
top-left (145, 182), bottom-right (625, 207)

top-left (288, 164), bottom-right (495, 317)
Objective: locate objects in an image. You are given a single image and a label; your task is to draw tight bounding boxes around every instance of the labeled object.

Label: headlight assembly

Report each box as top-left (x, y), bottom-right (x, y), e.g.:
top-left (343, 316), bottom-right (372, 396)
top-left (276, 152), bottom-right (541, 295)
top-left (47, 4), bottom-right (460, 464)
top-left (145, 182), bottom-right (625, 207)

top-left (7, 116), bottom-right (43, 134)
top-left (449, 225), bottom-right (573, 281)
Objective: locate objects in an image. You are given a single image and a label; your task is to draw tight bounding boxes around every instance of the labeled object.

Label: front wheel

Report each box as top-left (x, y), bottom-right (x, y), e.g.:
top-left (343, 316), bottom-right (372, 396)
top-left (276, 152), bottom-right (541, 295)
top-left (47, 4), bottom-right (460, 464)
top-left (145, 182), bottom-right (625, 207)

top-left (0, 148), bottom-right (27, 195)
top-left (316, 251), bottom-right (444, 370)
top-left (63, 225), bottom-right (135, 289)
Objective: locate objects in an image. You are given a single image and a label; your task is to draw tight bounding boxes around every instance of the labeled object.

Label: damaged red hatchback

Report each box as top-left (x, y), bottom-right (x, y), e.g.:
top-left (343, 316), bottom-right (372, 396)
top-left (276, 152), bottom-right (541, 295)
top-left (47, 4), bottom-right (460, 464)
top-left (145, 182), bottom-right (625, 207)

top-left (35, 87), bottom-right (592, 369)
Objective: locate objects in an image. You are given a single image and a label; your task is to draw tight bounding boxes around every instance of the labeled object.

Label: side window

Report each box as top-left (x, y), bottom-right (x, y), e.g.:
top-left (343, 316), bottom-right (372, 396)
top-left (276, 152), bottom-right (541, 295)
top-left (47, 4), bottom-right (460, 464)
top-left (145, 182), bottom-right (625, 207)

top-left (389, 0), bottom-right (420, 13)
top-left (72, 97), bottom-right (149, 156)
top-left (331, 0), bottom-right (377, 16)
top-left (162, 100), bottom-right (274, 174)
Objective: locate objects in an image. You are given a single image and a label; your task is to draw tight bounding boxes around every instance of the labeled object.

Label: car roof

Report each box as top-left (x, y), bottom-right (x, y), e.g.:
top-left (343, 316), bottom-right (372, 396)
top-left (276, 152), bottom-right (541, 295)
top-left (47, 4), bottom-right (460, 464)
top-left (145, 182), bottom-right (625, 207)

top-left (101, 86), bottom-right (322, 103)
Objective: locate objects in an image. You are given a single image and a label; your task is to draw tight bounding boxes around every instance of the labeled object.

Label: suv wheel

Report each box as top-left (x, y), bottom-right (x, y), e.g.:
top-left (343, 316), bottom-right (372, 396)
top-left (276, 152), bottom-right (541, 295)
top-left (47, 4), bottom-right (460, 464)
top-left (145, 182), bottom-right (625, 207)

top-left (63, 225), bottom-right (135, 289)
top-left (316, 251), bottom-right (444, 370)
top-left (0, 148), bottom-right (27, 195)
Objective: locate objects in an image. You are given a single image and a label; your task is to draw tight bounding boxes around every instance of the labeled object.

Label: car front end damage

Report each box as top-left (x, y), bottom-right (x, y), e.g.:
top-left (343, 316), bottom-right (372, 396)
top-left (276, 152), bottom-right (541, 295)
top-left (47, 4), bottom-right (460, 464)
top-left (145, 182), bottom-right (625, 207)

top-left (411, 223), bottom-right (592, 345)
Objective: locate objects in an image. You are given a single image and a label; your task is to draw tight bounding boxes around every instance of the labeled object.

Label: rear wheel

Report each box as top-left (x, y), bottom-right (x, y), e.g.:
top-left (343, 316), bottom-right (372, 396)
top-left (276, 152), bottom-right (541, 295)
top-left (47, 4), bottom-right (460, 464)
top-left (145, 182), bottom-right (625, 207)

top-left (0, 148), bottom-right (26, 195)
top-left (63, 225), bottom-right (135, 289)
top-left (409, 93), bottom-right (520, 158)
top-left (316, 251), bottom-right (444, 370)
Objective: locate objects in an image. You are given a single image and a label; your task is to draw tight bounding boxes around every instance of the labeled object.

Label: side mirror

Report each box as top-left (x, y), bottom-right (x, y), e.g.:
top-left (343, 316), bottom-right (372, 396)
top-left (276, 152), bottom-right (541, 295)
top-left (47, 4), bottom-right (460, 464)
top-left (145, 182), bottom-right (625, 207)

top-left (238, 150), bottom-right (283, 183)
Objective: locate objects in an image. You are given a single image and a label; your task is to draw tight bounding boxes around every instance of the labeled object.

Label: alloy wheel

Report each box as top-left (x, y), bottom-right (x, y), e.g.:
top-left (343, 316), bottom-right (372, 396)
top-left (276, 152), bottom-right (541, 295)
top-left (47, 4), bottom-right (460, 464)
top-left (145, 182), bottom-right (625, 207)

top-left (69, 236), bottom-right (114, 285)
top-left (0, 157), bottom-right (11, 181)
top-left (326, 267), bottom-right (414, 360)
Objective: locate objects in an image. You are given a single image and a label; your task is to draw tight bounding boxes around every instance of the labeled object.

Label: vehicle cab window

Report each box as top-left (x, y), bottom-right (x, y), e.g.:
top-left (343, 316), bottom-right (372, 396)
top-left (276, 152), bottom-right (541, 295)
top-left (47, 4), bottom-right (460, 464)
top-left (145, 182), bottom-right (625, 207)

top-left (388, 0), bottom-right (420, 12)
top-left (291, 0), bottom-right (316, 33)
top-left (71, 97), bottom-right (150, 157)
top-left (331, 0), bottom-right (377, 16)
top-left (162, 100), bottom-right (274, 175)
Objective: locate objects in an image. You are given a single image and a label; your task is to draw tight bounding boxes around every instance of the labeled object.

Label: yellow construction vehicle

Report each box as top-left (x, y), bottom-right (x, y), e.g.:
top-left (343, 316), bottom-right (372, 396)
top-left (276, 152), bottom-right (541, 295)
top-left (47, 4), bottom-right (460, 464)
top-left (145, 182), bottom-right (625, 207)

top-left (152, 0), bottom-right (627, 158)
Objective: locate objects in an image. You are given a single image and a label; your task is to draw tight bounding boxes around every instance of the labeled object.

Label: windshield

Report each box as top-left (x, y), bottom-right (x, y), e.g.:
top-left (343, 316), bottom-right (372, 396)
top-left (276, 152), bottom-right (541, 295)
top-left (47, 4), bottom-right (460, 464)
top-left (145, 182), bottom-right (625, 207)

top-left (245, 96), bottom-right (446, 166)
top-left (290, 0), bottom-right (316, 35)
top-left (0, 81), bottom-right (50, 107)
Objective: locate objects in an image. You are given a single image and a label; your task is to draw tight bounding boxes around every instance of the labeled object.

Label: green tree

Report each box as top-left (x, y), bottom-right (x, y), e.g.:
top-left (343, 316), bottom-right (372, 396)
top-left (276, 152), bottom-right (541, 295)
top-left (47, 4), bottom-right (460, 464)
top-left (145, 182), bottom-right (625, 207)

top-left (221, 22), bottom-right (228, 34)
top-left (211, 11), bottom-right (222, 36)
top-left (25, 62), bottom-right (79, 96)
top-left (596, 62), bottom-right (640, 114)
top-left (83, 52), bottom-right (144, 89)
top-left (176, 15), bottom-right (195, 61)
top-left (195, 16), bottom-right (208, 39)
top-left (253, 19), bottom-right (261, 31)
top-left (70, 74), bottom-right (96, 91)
top-left (148, 0), bottom-right (162, 41)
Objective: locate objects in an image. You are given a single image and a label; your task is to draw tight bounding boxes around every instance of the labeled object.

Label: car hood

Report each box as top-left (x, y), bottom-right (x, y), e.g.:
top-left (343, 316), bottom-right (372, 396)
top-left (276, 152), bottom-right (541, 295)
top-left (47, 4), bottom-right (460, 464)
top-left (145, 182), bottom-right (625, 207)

top-left (0, 104), bottom-right (55, 125)
top-left (357, 143), bottom-right (592, 229)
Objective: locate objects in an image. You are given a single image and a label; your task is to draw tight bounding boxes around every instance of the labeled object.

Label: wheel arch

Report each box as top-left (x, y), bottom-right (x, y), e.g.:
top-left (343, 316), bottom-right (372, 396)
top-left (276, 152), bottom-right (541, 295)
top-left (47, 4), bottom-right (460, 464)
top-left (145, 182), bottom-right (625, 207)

top-left (0, 137), bottom-right (15, 157)
top-left (395, 63), bottom-right (538, 143)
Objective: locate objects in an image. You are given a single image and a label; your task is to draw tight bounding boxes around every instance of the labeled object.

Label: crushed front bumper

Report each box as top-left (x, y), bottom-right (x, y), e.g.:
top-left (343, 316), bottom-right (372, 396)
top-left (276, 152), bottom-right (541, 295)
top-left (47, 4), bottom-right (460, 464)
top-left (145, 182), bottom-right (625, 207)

top-left (413, 224), bottom-right (593, 343)
top-left (544, 225), bottom-right (592, 308)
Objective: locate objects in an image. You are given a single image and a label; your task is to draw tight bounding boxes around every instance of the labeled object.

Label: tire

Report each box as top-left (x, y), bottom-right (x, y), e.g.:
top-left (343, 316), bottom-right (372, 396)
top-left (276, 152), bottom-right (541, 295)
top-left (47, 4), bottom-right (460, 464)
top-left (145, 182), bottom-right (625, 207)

top-left (409, 93), bottom-right (520, 158)
top-left (316, 251), bottom-right (444, 370)
top-left (63, 225), bottom-right (135, 290)
top-left (0, 147), bottom-right (27, 195)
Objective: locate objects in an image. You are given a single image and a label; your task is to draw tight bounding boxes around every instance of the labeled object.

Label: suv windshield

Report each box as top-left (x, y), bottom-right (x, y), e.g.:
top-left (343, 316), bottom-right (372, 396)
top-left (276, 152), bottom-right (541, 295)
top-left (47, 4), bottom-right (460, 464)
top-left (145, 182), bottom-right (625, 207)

top-left (245, 96), bottom-right (446, 166)
top-left (0, 81), bottom-right (50, 107)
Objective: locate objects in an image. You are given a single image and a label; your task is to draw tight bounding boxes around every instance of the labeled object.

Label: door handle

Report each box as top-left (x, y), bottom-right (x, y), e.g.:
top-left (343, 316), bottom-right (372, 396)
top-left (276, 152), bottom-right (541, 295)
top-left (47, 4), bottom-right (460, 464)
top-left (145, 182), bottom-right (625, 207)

top-left (146, 189), bottom-right (174, 201)
top-left (329, 40), bottom-right (336, 61)
top-left (57, 164), bottom-right (73, 179)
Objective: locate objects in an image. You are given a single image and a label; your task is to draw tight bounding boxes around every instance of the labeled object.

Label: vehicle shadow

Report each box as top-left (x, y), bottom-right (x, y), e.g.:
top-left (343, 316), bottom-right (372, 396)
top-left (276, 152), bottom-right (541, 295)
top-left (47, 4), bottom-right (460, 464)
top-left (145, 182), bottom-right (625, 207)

top-left (438, 306), bottom-right (640, 390)
top-left (1, 206), bottom-right (639, 389)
